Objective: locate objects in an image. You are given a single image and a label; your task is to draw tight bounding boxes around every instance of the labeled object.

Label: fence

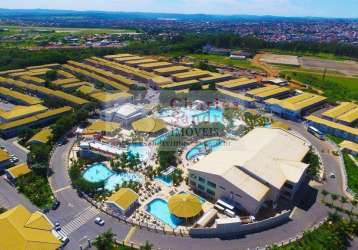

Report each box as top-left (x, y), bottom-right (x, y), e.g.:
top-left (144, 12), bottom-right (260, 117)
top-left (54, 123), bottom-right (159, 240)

top-left (189, 210), bottom-right (292, 238)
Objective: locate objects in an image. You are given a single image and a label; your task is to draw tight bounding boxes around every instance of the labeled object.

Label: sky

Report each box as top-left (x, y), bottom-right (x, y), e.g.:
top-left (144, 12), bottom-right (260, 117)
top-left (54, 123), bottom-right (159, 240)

top-left (1, 0), bottom-right (357, 18)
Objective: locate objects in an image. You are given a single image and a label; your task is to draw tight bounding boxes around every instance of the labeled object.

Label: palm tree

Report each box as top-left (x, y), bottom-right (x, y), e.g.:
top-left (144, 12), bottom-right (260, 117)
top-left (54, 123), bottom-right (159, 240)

top-left (93, 229), bottom-right (116, 250)
top-left (140, 241), bottom-right (153, 250)
top-left (331, 193), bottom-right (339, 207)
top-left (321, 189), bottom-right (329, 203)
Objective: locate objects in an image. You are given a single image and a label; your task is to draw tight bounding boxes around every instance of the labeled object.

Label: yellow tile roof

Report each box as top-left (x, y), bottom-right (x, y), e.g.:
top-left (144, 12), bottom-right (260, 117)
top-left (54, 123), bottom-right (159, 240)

top-left (0, 69), bottom-right (25, 75)
top-left (0, 106), bottom-right (72, 130)
top-left (104, 53), bottom-right (133, 59)
top-left (107, 188), bottom-right (139, 210)
top-left (0, 149), bottom-right (10, 162)
top-left (266, 93), bottom-right (327, 111)
top-left (90, 91), bottom-right (133, 103)
top-left (161, 80), bottom-right (200, 89)
top-left (217, 88), bottom-right (255, 102)
top-left (126, 58), bottom-right (158, 65)
top-left (216, 78), bottom-right (257, 89)
top-left (131, 117), bottom-right (166, 133)
top-left (0, 105), bottom-right (48, 121)
top-left (57, 70), bottom-right (75, 78)
top-left (83, 120), bottom-right (121, 134)
top-left (76, 85), bottom-right (100, 95)
top-left (19, 75), bottom-right (45, 84)
top-left (114, 56), bottom-right (143, 62)
top-left (52, 77), bottom-right (80, 86)
top-left (138, 61), bottom-right (172, 69)
top-left (153, 65), bottom-right (190, 74)
top-left (322, 102), bottom-right (358, 124)
top-left (253, 86), bottom-right (290, 98)
top-left (0, 87), bottom-right (43, 105)
top-left (61, 82), bottom-right (88, 90)
top-left (0, 205), bottom-right (61, 250)
top-left (306, 115), bottom-right (358, 136)
top-left (339, 140), bottom-right (358, 153)
top-left (173, 70), bottom-right (211, 81)
top-left (6, 163), bottom-right (32, 179)
top-left (26, 63), bottom-right (60, 70)
top-left (247, 84), bottom-right (280, 95)
top-left (27, 127), bottom-right (52, 144)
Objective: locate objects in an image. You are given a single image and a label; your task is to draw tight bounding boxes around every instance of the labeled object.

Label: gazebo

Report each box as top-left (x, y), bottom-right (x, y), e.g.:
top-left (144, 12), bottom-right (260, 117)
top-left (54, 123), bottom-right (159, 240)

top-left (131, 117), bottom-right (166, 134)
top-left (168, 193), bottom-right (202, 221)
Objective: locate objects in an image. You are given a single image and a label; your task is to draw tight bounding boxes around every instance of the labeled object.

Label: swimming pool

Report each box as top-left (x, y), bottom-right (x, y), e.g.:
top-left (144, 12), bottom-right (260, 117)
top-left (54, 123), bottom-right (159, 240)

top-left (82, 163), bottom-right (113, 183)
top-left (128, 143), bottom-right (151, 160)
top-left (152, 129), bottom-right (181, 145)
top-left (146, 198), bottom-right (182, 228)
top-left (154, 176), bottom-right (173, 186)
top-left (82, 163), bottom-right (142, 191)
top-left (186, 138), bottom-right (225, 160)
top-left (193, 107), bottom-right (223, 124)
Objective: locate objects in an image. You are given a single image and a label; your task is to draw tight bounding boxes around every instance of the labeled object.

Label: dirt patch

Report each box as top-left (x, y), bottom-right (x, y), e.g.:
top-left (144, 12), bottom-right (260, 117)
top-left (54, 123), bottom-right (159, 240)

top-left (301, 57), bottom-right (358, 76)
top-left (259, 53), bottom-right (300, 66)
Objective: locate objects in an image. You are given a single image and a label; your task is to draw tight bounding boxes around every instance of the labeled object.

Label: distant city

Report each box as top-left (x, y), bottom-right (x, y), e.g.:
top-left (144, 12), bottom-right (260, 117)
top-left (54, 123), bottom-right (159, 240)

top-left (0, 9), bottom-right (357, 44)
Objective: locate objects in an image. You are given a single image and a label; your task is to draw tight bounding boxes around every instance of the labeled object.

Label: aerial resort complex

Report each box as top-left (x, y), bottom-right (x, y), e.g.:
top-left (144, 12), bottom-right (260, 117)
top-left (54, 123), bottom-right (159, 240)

top-left (0, 51), bottom-right (357, 249)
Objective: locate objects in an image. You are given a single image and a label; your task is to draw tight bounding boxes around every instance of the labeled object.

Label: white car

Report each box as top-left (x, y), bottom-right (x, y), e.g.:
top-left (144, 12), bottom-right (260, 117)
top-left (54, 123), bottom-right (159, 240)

top-left (94, 217), bottom-right (105, 226)
top-left (329, 172), bottom-right (336, 179)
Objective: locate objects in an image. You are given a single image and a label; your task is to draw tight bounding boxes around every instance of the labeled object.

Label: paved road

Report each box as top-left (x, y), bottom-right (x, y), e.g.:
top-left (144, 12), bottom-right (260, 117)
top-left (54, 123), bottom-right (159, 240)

top-left (0, 178), bottom-right (37, 212)
top-left (0, 137), bottom-right (28, 163)
top-left (45, 120), bottom-right (353, 250)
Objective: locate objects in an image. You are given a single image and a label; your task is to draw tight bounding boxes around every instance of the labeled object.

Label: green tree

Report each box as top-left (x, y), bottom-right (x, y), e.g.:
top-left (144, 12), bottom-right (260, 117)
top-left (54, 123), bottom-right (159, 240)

top-left (93, 230), bottom-right (117, 250)
top-left (140, 241), bottom-right (153, 250)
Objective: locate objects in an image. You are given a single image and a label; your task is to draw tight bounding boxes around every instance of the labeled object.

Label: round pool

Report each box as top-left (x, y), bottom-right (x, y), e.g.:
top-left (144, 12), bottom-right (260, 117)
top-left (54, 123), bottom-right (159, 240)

top-left (186, 139), bottom-right (225, 160)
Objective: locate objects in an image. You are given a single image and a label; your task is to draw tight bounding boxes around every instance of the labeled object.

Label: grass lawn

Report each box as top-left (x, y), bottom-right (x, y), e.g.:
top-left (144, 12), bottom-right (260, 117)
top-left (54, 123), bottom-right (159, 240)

top-left (263, 49), bottom-right (351, 61)
top-left (187, 54), bottom-right (262, 71)
top-left (343, 153), bottom-right (358, 194)
top-left (281, 70), bottom-right (358, 103)
top-left (270, 216), bottom-right (357, 250)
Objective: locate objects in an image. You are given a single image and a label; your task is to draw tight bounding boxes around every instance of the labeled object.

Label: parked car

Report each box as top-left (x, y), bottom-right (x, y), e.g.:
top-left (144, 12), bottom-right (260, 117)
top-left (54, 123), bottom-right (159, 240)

top-left (54, 222), bottom-right (61, 231)
top-left (52, 200), bottom-right (60, 210)
top-left (94, 217), bottom-right (105, 226)
top-left (58, 235), bottom-right (70, 248)
top-left (329, 172), bottom-right (336, 179)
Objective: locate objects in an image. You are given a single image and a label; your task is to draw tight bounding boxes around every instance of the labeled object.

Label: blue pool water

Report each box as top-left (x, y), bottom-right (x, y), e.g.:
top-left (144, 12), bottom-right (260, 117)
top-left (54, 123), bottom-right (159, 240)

top-left (82, 163), bottom-right (142, 191)
top-left (154, 176), bottom-right (173, 186)
top-left (193, 107), bottom-right (223, 124)
top-left (153, 129), bottom-right (181, 145)
top-left (146, 198), bottom-right (182, 228)
top-left (186, 138), bottom-right (225, 160)
top-left (105, 172), bottom-right (142, 191)
top-left (128, 143), bottom-right (150, 160)
top-left (82, 163), bottom-right (113, 183)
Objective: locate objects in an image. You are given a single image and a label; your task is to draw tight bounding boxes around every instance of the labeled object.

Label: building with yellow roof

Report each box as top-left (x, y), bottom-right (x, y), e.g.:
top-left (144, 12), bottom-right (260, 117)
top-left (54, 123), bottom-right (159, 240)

top-left (172, 70), bottom-right (211, 82)
top-left (0, 106), bottom-right (72, 138)
top-left (83, 120), bottom-right (121, 136)
top-left (153, 65), bottom-right (190, 76)
top-left (5, 163), bottom-right (32, 180)
top-left (27, 127), bottom-right (53, 145)
top-left (0, 104), bottom-right (48, 123)
top-left (306, 115), bottom-right (358, 143)
top-left (0, 149), bottom-right (10, 169)
top-left (0, 205), bottom-right (61, 250)
top-left (138, 61), bottom-right (172, 70)
top-left (105, 188), bottom-right (139, 215)
top-left (0, 87), bottom-right (43, 106)
top-left (131, 117), bottom-right (166, 134)
top-left (339, 140), bottom-right (358, 156)
top-left (90, 91), bottom-right (133, 107)
top-left (265, 93), bottom-right (327, 121)
top-left (217, 88), bottom-right (256, 108)
top-left (216, 78), bottom-right (259, 90)
top-left (322, 102), bottom-right (358, 126)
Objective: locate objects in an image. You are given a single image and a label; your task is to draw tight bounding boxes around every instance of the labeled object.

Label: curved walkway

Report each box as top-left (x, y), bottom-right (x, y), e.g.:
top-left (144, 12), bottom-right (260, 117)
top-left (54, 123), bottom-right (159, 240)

top-left (47, 123), bottom-right (349, 250)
